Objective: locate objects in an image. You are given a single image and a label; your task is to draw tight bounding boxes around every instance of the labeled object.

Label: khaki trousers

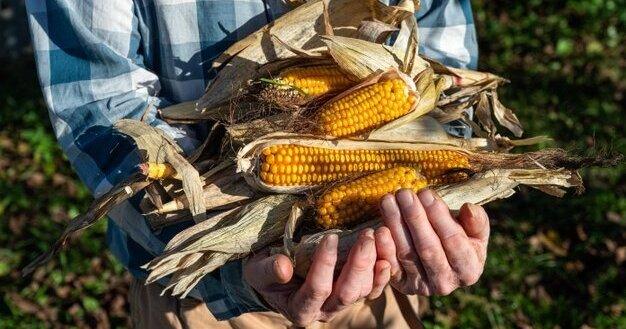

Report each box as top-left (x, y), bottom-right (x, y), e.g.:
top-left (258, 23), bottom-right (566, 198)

top-left (129, 278), bottom-right (423, 329)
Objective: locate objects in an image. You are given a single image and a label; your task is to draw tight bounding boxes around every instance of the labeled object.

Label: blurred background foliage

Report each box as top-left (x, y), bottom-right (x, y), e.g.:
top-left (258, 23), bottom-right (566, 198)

top-left (0, 0), bottom-right (624, 328)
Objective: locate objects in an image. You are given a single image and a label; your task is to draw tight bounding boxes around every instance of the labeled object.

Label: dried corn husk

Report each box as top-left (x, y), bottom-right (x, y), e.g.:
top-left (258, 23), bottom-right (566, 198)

top-left (147, 172), bottom-right (256, 215)
top-left (23, 119), bottom-right (206, 274)
top-left (322, 35), bottom-right (429, 80)
top-left (290, 168), bottom-right (583, 277)
top-left (223, 67), bottom-right (439, 142)
top-left (181, 0), bottom-right (411, 122)
top-left (144, 194), bottom-right (298, 296)
top-left (236, 133), bottom-right (474, 194)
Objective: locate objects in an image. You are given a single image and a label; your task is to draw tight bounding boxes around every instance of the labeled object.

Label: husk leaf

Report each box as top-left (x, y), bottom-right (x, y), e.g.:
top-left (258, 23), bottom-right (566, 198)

top-left (194, 0), bottom-right (378, 120)
top-left (145, 194), bottom-right (298, 289)
top-left (291, 167), bottom-right (583, 276)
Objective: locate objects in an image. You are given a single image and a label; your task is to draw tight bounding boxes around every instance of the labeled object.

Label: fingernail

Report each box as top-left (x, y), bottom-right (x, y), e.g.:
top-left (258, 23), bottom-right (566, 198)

top-left (418, 189), bottom-right (436, 207)
top-left (273, 259), bottom-right (285, 279)
top-left (380, 194), bottom-right (399, 218)
top-left (468, 203), bottom-right (485, 220)
top-left (325, 234), bottom-right (338, 251)
top-left (363, 228), bottom-right (375, 239)
top-left (396, 189), bottom-right (414, 207)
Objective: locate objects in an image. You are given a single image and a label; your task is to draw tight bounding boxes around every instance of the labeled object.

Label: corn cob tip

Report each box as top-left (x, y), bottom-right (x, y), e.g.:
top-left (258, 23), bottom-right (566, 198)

top-left (139, 162), bottom-right (176, 180)
top-left (275, 65), bottom-right (353, 97)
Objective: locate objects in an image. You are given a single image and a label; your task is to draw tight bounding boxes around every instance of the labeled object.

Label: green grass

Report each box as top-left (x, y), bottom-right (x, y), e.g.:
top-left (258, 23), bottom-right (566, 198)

top-left (1, 1), bottom-right (624, 327)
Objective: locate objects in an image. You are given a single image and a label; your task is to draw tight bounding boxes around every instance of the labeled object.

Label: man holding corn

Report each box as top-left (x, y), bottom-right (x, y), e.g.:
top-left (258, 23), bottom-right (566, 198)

top-left (26, 0), bottom-right (488, 327)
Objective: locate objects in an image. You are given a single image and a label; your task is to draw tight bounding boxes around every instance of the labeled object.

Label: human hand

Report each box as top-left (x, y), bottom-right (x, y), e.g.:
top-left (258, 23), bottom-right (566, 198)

top-left (243, 229), bottom-right (391, 326)
top-left (375, 188), bottom-right (490, 296)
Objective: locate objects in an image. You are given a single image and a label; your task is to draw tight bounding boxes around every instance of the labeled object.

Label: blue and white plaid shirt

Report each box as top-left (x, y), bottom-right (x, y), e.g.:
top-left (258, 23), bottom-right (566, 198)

top-left (26, 0), bottom-right (477, 320)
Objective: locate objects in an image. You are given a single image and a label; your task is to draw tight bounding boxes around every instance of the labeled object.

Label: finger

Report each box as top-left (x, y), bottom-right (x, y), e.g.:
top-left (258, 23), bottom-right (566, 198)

top-left (380, 194), bottom-right (416, 261)
top-left (459, 203), bottom-right (490, 266)
top-left (397, 189), bottom-right (455, 294)
top-left (418, 190), bottom-right (481, 286)
top-left (367, 260), bottom-right (391, 300)
top-left (291, 234), bottom-right (338, 325)
top-left (459, 203), bottom-right (490, 244)
top-left (374, 226), bottom-right (400, 280)
top-left (244, 252), bottom-right (293, 289)
top-left (324, 229), bottom-right (377, 312)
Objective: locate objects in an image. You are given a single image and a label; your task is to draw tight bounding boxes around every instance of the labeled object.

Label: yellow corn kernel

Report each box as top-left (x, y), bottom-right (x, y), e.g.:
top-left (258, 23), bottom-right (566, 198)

top-left (278, 65), bottom-right (353, 96)
top-left (140, 162), bottom-right (176, 180)
top-left (316, 167), bottom-right (428, 229)
top-left (316, 78), bottom-right (417, 137)
top-left (258, 144), bottom-right (471, 187)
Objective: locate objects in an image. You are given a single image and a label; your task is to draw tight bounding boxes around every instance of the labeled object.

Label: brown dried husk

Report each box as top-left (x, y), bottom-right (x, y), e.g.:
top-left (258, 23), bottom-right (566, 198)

top-left (321, 35), bottom-right (429, 80)
top-left (146, 163), bottom-right (256, 215)
top-left (162, 0), bottom-right (418, 123)
top-left (426, 59), bottom-right (524, 138)
top-left (22, 119), bottom-right (205, 275)
top-left (236, 133), bottom-right (475, 194)
top-left (224, 67), bottom-right (439, 143)
top-left (236, 132), bottom-right (621, 195)
top-left (144, 194), bottom-right (299, 297)
top-left (290, 168), bottom-right (584, 277)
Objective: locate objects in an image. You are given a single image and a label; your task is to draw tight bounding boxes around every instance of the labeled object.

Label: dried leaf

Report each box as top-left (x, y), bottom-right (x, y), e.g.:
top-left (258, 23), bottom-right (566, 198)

top-left (356, 20), bottom-right (398, 43)
top-left (475, 92), bottom-right (496, 136)
top-left (145, 194), bottom-right (299, 292)
top-left (196, 0), bottom-right (375, 116)
top-left (491, 93), bottom-right (524, 138)
top-left (322, 35), bottom-right (429, 80)
top-left (23, 173), bottom-right (150, 276)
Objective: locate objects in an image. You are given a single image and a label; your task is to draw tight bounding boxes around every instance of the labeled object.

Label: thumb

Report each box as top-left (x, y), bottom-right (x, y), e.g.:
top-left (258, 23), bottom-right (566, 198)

top-left (458, 203), bottom-right (490, 244)
top-left (245, 252), bottom-right (294, 289)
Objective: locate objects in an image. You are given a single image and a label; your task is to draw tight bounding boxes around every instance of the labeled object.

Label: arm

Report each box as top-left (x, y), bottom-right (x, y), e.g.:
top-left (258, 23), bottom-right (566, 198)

top-left (25, 0), bottom-right (266, 319)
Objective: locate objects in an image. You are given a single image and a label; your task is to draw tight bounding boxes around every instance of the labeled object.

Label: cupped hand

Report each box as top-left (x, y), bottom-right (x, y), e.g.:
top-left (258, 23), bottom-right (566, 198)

top-left (375, 188), bottom-right (490, 296)
top-left (243, 229), bottom-right (391, 326)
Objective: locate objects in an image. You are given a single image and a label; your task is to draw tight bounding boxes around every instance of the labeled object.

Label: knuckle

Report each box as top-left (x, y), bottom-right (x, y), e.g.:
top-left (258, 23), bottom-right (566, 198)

top-left (338, 292), bottom-right (358, 306)
top-left (459, 268), bottom-right (482, 286)
top-left (438, 285), bottom-right (456, 296)
top-left (417, 245), bottom-right (441, 263)
top-left (308, 286), bottom-right (332, 301)
top-left (442, 231), bottom-right (466, 247)
top-left (397, 246), bottom-right (418, 262)
top-left (434, 282), bottom-right (455, 296)
top-left (291, 314), bottom-right (312, 327)
top-left (432, 276), bottom-right (457, 296)
top-left (352, 260), bottom-right (372, 273)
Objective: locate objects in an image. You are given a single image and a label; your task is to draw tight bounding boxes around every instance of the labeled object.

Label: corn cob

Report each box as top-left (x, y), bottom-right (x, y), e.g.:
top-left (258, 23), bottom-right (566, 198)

top-left (275, 65), bottom-right (353, 96)
top-left (315, 78), bottom-right (417, 137)
top-left (315, 167), bottom-right (471, 229)
top-left (258, 144), bottom-right (470, 187)
top-left (139, 162), bottom-right (176, 180)
top-left (316, 167), bottom-right (428, 228)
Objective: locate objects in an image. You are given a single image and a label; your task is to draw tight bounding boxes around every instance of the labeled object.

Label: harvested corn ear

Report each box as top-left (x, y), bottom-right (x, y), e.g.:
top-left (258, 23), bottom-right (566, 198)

top-left (316, 166), bottom-right (428, 228)
top-left (315, 78), bottom-right (417, 137)
top-left (258, 144), bottom-right (471, 187)
top-left (273, 65), bottom-right (353, 97)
